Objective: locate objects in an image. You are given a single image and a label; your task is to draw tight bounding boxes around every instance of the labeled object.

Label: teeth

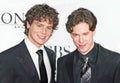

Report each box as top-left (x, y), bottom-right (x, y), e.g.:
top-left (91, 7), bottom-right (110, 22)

top-left (40, 36), bottom-right (45, 39)
top-left (40, 37), bottom-right (44, 38)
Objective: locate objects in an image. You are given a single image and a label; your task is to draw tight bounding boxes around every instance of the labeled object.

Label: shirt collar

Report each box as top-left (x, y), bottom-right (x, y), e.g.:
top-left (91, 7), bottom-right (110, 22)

top-left (76, 43), bottom-right (98, 64)
top-left (24, 37), bottom-right (44, 54)
top-left (87, 43), bottom-right (98, 64)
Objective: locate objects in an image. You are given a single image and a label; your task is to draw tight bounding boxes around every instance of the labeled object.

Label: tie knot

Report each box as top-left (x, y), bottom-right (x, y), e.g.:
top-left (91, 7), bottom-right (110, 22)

top-left (84, 57), bottom-right (89, 63)
top-left (36, 49), bottom-right (43, 56)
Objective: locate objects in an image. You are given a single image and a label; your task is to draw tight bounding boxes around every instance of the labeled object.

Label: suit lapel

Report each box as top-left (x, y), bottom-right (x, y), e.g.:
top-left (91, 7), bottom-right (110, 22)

top-left (45, 46), bottom-right (54, 69)
top-left (16, 41), bottom-right (39, 82)
top-left (65, 50), bottom-right (84, 83)
top-left (65, 53), bottom-right (74, 83)
top-left (44, 46), bottom-right (56, 82)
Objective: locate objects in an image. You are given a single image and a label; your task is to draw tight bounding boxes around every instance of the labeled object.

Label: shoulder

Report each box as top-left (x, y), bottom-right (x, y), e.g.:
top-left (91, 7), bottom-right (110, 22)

top-left (98, 43), bottom-right (120, 56)
top-left (0, 40), bottom-right (25, 58)
top-left (57, 50), bottom-right (76, 63)
top-left (97, 43), bottom-right (120, 62)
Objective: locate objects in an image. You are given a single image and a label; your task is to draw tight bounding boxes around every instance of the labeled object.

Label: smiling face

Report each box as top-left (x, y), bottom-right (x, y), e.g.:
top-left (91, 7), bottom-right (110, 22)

top-left (71, 22), bottom-right (96, 55)
top-left (27, 19), bottom-right (53, 48)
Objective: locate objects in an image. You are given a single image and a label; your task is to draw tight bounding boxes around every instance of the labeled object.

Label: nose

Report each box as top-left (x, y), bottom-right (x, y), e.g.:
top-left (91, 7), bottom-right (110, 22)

top-left (79, 36), bottom-right (84, 43)
top-left (41, 27), bottom-right (47, 34)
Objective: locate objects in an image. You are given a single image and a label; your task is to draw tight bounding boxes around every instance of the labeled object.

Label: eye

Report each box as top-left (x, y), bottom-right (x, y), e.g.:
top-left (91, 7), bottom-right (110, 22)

top-left (37, 24), bottom-right (43, 27)
top-left (47, 26), bottom-right (53, 30)
top-left (83, 32), bottom-right (89, 36)
top-left (71, 33), bottom-right (79, 37)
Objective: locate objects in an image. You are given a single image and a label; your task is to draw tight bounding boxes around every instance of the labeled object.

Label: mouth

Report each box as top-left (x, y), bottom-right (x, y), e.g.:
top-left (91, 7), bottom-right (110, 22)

top-left (79, 44), bottom-right (86, 48)
top-left (38, 35), bottom-right (46, 40)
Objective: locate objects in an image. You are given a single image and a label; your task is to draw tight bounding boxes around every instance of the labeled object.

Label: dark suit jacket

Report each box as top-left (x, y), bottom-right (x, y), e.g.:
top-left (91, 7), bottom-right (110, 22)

top-left (57, 43), bottom-right (120, 83)
top-left (0, 40), bottom-right (56, 83)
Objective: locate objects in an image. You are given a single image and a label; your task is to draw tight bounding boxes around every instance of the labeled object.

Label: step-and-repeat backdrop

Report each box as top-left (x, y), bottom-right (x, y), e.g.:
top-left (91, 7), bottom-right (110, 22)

top-left (0, 0), bottom-right (120, 59)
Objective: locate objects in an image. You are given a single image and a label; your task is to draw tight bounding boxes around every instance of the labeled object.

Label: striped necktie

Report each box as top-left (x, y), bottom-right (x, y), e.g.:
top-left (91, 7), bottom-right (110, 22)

top-left (81, 57), bottom-right (91, 83)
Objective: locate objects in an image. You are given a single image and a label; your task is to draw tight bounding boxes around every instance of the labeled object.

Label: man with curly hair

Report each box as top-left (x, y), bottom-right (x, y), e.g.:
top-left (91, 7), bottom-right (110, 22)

top-left (0, 4), bottom-right (59, 83)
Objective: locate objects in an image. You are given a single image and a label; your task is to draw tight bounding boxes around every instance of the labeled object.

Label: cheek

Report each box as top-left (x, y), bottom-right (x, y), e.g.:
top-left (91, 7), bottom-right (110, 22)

top-left (84, 35), bottom-right (92, 41)
top-left (29, 29), bottom-right (36, 36)
top-left (28, 29), bottom-right (39, 39)
top-left (73, 38), bottom-right (79, 44)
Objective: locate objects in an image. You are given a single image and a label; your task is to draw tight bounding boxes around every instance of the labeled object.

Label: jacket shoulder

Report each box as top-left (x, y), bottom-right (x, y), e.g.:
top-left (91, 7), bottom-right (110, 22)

top-left (57, 50), bottom-right (76, 63)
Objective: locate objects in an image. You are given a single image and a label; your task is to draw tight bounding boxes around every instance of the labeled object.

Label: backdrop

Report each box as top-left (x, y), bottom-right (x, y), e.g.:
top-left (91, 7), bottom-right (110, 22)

top-left (0, 0), bottom-right (120, 59)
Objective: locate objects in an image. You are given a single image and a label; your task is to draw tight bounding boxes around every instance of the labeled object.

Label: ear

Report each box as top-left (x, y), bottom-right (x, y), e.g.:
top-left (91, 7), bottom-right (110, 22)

top-left (26, 21), bottom-right (30, 29)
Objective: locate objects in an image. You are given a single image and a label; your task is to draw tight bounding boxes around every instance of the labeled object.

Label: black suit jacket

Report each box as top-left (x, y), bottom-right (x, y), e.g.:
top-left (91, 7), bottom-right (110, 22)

top-left (0, 40), bottom-right (56, 83)
top-left (57, 43), bottom-right (120, 83)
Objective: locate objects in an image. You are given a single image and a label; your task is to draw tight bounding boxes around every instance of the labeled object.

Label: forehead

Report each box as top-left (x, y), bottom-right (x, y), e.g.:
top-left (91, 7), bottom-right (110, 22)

top-left (72, 22), bottom-right (90, 32)
top-left (32, 20), bottom-right (53, 28)
top-left (39, 16), bottom-right (53, 24)
top-left (34, 18), bottom-right (53, 25)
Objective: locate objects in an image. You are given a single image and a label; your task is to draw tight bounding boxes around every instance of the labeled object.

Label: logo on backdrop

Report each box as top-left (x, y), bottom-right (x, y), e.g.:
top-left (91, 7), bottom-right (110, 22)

top-left (0, 12), bottom-right (24, 28)
top-left (47, 45), bottom-right (72, 57)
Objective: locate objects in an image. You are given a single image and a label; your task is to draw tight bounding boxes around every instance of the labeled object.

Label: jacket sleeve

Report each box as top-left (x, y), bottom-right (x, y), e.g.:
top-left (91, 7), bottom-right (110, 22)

top-left (0, 55), bottom-right (14, 83)
top-left (114, 61), bottom-right (120, 83)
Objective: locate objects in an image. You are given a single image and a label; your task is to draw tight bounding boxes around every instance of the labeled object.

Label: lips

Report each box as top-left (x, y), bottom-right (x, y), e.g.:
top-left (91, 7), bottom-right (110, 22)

top-left (37, 34), bottom-right (46, 40)
top-left (79, 44), bottom-right (86, 48)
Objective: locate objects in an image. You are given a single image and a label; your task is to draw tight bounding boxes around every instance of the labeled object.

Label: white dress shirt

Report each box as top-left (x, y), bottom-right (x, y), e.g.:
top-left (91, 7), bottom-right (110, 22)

top-left (24, 38), bottom-right (51, 83)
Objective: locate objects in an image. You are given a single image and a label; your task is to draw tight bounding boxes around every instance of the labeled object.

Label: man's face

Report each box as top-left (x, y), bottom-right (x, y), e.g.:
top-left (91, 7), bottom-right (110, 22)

top-left (70, 22), bottom-right (96, 55)
top-left (27, 20), bottom-right (53, 48)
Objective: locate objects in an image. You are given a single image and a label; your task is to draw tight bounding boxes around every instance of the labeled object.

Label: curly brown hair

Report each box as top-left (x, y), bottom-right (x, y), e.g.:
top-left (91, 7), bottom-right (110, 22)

top-left (24, 4), bottom-right (59, 35)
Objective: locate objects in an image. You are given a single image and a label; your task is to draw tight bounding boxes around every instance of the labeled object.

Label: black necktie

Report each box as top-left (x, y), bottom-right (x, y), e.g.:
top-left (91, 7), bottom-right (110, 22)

top-left (36, 50), bottom-right (48, 83)
top-left (81, 57), bottom-right (91, 83)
